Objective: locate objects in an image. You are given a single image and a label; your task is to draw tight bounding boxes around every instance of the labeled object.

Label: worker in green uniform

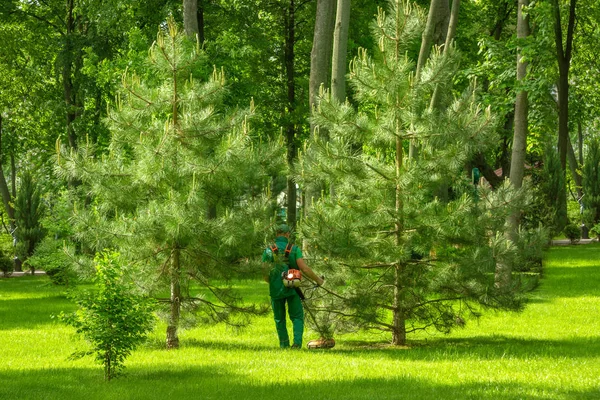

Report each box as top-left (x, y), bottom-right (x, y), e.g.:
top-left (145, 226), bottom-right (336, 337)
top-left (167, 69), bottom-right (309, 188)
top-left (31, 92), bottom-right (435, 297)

top-left (262, 224), bottom-right (324, 348)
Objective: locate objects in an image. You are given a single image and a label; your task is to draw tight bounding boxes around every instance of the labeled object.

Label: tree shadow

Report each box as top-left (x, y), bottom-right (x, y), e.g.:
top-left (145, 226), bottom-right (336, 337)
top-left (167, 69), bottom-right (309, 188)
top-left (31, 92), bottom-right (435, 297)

top-left (0, 365), bottom-right (598, 400)
top-left (335, 335), bottom-right (600, 361)
top-left (542, 266), bottom-right (600, 297)
top-left (0, 296), bottom-right (73, 331)
top-left (143, 337), bottom-right (275, 352)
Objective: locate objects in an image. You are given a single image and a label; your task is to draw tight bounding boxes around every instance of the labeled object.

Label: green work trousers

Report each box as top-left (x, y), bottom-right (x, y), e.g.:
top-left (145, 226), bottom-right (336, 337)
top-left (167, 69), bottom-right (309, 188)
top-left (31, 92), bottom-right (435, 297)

top-left (271, 293), bottom-right (304, 348)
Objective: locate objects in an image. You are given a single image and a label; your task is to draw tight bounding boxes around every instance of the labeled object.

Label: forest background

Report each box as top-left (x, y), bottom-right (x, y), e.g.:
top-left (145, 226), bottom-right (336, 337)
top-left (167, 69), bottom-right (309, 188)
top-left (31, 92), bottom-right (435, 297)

top-left (1, 0), bottom-right (600, 354)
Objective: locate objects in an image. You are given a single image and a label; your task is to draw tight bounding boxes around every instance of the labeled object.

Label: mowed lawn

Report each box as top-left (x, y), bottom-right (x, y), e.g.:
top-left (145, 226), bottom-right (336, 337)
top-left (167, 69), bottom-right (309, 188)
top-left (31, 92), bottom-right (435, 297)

top-left (1, 245), bottom-right (599, 400)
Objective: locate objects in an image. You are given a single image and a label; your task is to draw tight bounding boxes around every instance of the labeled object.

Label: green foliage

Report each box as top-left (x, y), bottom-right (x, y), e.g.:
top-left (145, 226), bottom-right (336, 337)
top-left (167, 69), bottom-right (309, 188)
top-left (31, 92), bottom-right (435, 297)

top-left (583, 138), bottom-right (600, 225)
top-left (298, 0), bottom-right (531, 344)
top-left (0, 253), bottom-right (13, 277)
top-left (0, 234), bottom-right (14, 277)
top-left (57, 19), bottom-right (279, 345)
top-left (530, 144), bottom-right (566, 236)
top-left (60, 251), bottom-right (156, 381)
top-left (512, 225), bottom-right (549, 273)
top-left (0, 233), bottom-right (13, 256)
top-left (3, 245), bottom-right (600, 399)
top-left (14, 170), bottom-right (46, 263)
top-left (589, 223), bottom-right (600, 239)
top-left (26, 237), bottom-right (76, 285)
top-left (563, 223), bottom-right (581, 244)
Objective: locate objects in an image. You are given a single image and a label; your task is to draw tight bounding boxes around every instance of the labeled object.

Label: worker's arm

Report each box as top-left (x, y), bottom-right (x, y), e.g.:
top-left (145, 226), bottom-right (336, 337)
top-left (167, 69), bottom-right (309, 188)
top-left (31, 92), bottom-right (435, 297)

top-left (296, 258), bottom-right (324, 286)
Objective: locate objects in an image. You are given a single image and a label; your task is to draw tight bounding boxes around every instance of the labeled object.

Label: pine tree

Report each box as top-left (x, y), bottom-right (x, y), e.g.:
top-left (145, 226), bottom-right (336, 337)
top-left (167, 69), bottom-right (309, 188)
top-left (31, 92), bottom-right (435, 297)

top-left (57, 18), bottom-right (281, 349)
top-left (14, 169), bottom-right (46, 271)
top-left (298, 0), bottom-right (529, 345)
top-left (583, 137), bottom-right (600, 225)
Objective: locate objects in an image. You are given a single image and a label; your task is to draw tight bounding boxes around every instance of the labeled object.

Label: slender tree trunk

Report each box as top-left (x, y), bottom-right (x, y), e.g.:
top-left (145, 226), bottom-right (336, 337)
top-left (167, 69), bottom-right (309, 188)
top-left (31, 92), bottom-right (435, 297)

top-left (415, 0), bottom-right (450, 81)
top-left (184, 0), bottom-right (199, 38)
top-left (0, 117), bottom-right (17, 271)
top-left (10, 153), bottom-right (16, 199)
top-left (567, 135), bottom-right (583, 198)
top-left (64, 0), bottom-right (77, 150)
top-left (509, 0), bottom-right (530, 190)
top-left (331, 0), bottom-right (350, 102)
top-left (392, 131), bottom-right (406, 345)
top-left (306, 0), bottom-right (336, 216)
top-left (393, 10), bottom-right (406, 342)
top-left (197, 0), bottom-right (205, 44)
top-left (578, 121), bottom-right (583, 165)
top-left (284, 0), bottom-right (297, 229)
top-left (392, 263), bottom-right (406, 345)
top-left (166, 247), bottom-right (181, 349)
top-left (472, 0), bottom-right (515, 183)
top-left (429, 0), bottom-right (460, 110)
top-left (501, 0), bottom-right (530, 288)
top-left (0, 116), bottom-right (15, 229)
top-left (309, 0), bottom-right (336, 122)
top-left (410, 0), bottom-right (450, 159)
top-left (552, 0), bottom-right (576, 230)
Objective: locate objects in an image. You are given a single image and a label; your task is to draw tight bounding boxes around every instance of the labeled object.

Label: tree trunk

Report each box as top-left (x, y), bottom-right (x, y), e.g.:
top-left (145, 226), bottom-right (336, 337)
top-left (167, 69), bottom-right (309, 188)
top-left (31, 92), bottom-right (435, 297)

top-left (166, 247), bottom-right (181, 349)
top-left (502, 0), bottom-right (530, 288)
top-left (415, 0), bottom-right (450, 81)
top-left (552, 0), bottom-right (577, 230)
top-left (410, 0), bottom-right (450, 159)
top-left (10, 153), bottom-right (16, 199)
top-left (0, 116), bottom-right (15, 230)
top-left (393, 97), bottom-right (406, 345)
top-left (391, 264), bottom-right (406, 345)
top-left (507, 0), bottom-right (530, 201)
top-left (309, 0), bottom-right (336, 120)
top-left (331, 0), bottom-right (350, 102)
top-left (429, 0), bottom-right (460, 110)
top-left (64, 0), bottom-right (77, 150)
top-left (306, 0), bottom-right (336, 216)
top-left (578, 121), bottom-right (583, 165)
top-left (284, 0), bottom-right (298, 229)
top-left (567, 135), bottom-right (583, 198)
top-left (197, 0), bottom-right (205, 44)
top-left (0, 116), bottom-right (17, 272)
top-left (184, 0), bottom-right (199, 38)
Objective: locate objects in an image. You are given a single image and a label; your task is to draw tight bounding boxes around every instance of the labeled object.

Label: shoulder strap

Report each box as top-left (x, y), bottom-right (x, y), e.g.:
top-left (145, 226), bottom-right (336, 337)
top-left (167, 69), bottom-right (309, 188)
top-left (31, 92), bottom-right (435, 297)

top-left (284, 243), bottom-right (294, 257)
top-left (269, 243), bottom-right (278, 255)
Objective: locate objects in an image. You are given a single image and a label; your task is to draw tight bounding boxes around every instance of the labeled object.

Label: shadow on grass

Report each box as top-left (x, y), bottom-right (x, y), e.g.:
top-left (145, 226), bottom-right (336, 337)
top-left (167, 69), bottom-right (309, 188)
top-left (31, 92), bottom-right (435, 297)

top-left (0, 365), bottom-right (598, 400)
top-left (0, 296), bottom-right (73, 331)
top-left (143, 337), bottom-right (275, 352)
top-left (145, 333), bottom-right (600, 364)
top-left (315, 334), bottom-right (600, 362)
top-left (542, 266), bottom-right (600, 297)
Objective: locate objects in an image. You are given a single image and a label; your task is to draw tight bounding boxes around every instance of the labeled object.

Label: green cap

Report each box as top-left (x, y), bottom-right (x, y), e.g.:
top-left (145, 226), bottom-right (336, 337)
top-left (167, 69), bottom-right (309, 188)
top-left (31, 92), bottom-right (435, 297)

top-left (276, 224), bottom-right (290, 233)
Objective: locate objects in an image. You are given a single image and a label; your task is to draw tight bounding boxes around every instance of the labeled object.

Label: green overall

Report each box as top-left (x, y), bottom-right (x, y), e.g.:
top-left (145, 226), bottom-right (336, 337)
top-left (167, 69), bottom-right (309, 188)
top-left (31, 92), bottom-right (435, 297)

top-left (262, 236), bottom-right (304, 348)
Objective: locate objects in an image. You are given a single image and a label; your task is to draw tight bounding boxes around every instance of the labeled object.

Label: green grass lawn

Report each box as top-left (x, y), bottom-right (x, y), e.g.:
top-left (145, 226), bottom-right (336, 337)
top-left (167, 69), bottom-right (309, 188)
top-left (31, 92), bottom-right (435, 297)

top-left (1, 245), bottom-right (599, 400)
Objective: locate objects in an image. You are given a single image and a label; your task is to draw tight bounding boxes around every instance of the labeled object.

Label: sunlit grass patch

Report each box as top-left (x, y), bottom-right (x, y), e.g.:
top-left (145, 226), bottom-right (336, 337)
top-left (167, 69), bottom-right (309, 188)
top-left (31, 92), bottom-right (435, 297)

top-left (1, 244), bottom-right (599, 399)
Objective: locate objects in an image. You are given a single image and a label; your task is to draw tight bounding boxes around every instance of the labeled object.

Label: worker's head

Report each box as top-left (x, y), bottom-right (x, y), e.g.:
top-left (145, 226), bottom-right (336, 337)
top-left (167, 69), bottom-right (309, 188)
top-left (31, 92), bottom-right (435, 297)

top-left (276, 224), bottom-right (291, 237)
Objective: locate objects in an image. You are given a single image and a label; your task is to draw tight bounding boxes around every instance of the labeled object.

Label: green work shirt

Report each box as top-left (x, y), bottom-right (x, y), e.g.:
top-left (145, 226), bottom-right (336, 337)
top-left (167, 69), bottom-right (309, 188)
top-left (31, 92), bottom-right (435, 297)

top-left (262, 236), bottom-right (303, 299)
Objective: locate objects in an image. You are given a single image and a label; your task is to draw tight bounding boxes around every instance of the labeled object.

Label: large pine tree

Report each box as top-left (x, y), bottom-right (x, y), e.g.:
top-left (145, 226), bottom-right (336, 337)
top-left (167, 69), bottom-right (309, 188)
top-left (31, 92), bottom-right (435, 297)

top-left (298, 0), bottom-right (529, 345)
top-left (58, 19), bottom-right (280, 349)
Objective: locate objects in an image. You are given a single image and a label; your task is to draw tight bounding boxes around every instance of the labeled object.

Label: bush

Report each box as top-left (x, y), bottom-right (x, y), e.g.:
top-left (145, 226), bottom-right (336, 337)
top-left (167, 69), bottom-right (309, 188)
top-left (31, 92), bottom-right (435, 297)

top-left (589, 224), bottom-right (600, 240)
top-left (513, 225), bottom-right (549, 274)
top-left (0, 254), bottom-right (13, 277)
top-left (563, 223), bottom-right (581, 244)
top-left (27, 237), bottom-right (76, 285)
top-left (60, 251), bottom-right (156, 381)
